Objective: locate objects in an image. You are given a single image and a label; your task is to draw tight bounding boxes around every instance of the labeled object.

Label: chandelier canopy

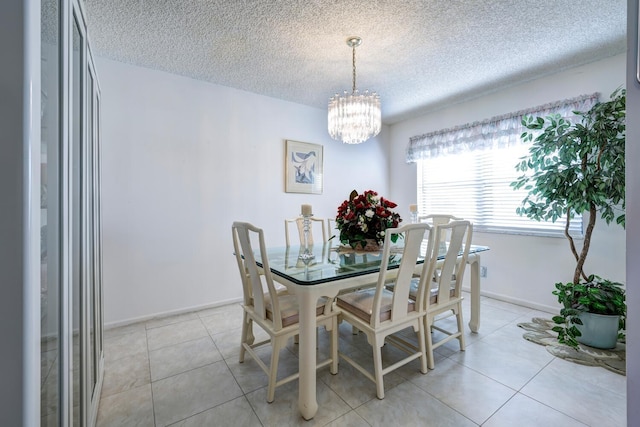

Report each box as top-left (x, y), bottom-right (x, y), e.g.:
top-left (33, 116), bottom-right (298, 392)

top-left (328, 37), bottom-right (381, 145)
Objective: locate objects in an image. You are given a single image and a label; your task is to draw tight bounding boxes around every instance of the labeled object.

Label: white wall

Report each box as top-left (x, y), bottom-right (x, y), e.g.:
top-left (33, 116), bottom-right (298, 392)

top-left (97, 58), bottom-right (390, 325)
top-left (99, 53), bottom-right (627, 323)
top-left (388, 53), bottom-right (627, 312)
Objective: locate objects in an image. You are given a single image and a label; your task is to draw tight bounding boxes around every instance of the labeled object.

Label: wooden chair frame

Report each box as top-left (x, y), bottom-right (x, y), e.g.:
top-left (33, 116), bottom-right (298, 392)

top-left (336, 223), bottom-right (435, 399)
top-left (232, 221), bottom-right (338, 402)
top-left (284, 216), bottom-right (327, 246)
top-left (423, 220), bottom-right (473, 369)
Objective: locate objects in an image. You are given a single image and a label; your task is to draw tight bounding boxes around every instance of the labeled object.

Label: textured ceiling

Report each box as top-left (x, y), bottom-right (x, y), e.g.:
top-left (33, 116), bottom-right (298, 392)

top-left (83, 0), bottom-right (626, 124)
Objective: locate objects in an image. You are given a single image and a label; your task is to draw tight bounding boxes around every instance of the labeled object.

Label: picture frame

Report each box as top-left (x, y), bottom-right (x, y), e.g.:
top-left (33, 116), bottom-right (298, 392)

top-left (285, 140), bottom-right (323, 194)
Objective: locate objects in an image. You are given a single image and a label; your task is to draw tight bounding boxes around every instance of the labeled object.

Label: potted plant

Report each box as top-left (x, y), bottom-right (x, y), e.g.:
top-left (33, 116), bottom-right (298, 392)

top-left (552, 276), bottom-right (625, 348)
top-left (511, 88), bottom-right (626, 348)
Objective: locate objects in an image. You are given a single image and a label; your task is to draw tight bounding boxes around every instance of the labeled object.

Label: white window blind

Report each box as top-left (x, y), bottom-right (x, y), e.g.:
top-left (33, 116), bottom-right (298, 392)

top-left (410, 94), bottom-right (599, 237)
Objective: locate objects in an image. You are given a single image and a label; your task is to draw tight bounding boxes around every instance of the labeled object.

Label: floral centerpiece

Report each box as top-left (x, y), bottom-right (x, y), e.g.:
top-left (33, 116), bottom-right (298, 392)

top-left (335, 189), bottom-right (402, 250)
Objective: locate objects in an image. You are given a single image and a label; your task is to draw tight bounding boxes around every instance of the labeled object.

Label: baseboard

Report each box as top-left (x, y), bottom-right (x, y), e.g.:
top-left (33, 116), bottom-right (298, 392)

top-left (104, 296), bottom-right (244, 329)
top-left (105, 290), bottom-right (557, 330)
top-left (462, 286), bottom-right (557, 314)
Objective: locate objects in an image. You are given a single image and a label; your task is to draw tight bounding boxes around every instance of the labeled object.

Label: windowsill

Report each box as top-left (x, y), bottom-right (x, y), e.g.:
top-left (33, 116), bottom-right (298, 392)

top-left (474, 227), bottom-right (584, 240)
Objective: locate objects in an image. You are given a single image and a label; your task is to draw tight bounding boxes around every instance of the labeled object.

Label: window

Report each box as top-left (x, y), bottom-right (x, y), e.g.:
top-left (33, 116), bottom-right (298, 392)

top-left (409, 94), bottom-right (599, 237)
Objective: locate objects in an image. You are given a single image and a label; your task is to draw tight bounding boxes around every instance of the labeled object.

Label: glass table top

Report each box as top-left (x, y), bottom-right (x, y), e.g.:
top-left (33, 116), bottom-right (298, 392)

top-left (255, 242), bottom-right (490, 286)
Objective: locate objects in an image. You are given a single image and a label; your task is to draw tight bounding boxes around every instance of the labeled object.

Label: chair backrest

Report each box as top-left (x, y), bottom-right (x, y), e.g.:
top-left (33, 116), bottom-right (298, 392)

top-left (284, 216), bottom-right (327, 246)
top-left (418, 214), bottom-right (463, 226)
top-left (370, 223), bottom-right (434, 328)
top-left (418, 214), bottom-right (464, 243)
top-left (232, 221), bottom-right (285, 330)
top-left (327, 218), bottom-right (337, 240)
top-left (424, 220), bottom-right (473, 308)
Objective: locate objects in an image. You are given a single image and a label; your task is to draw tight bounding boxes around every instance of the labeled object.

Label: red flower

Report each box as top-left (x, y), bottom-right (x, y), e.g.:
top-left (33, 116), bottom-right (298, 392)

top-left (335, 189), bottom-right (403, 247)
top-left (380, 197), bottom-right (397, 209)
top-left (375, 205), bottom-right (390, 217)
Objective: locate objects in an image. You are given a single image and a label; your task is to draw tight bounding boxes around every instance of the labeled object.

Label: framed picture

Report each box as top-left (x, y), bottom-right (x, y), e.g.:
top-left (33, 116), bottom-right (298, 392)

top-left (285, 140), bottom-right (323, 194)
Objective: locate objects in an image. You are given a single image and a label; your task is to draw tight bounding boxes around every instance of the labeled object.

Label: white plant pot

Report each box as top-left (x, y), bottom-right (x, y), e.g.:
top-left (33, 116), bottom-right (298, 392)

top-left (575, 311), bottom-right (620, 349)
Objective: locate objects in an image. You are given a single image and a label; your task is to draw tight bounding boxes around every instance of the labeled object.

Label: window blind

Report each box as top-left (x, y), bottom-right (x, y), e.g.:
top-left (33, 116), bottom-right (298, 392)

top-left (411, 94), bottom-right (599, 237)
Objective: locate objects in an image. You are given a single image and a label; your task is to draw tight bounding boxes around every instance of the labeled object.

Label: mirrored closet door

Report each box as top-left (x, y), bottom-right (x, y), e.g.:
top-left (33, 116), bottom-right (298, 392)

top-left (40, 0), bottom-right (62, 423)
top-left (41, 0), bottom-right (104, 425)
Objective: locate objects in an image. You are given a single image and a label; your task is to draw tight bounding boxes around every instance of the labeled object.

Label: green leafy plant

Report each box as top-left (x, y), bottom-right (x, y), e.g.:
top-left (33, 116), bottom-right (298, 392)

top-left (551, 276), bottom-right (626, 348)
top-left (512, 90), bottom-right (626, 348)
top-left (511, 89), bottom-right (626, 285)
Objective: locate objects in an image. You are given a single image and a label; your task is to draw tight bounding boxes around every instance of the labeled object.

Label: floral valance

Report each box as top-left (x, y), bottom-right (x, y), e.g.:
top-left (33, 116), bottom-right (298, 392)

top-left (406, 93), bottom-right (599, 163)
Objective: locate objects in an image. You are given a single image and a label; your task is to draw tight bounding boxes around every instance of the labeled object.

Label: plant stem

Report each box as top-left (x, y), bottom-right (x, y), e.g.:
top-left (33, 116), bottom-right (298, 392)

top-left (574, 203), bottom-right (596, 284)
top-left (565, 212), bottom-right (580, 266)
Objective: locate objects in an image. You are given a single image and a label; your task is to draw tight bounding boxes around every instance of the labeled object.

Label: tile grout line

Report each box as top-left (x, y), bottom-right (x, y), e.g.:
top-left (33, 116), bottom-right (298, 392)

top-left (145, 326), bottom-right (159, 427)
top-left (514, 356), bottom-right (592, 426)
top-left (203, 314), bottom-right (266, 427)
top-left (477, 393), bottom-right (518, 426)
top-left (228, 358), bottom-right (267, 427)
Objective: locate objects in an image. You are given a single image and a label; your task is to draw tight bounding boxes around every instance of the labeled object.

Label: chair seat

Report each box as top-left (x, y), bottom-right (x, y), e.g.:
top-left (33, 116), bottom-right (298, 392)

top-left (385, 278), bottom-right (455, 303)
top-left (265, 294), bottom-right (328, 328)
top-left (337, 288), bottom-right (415, 323)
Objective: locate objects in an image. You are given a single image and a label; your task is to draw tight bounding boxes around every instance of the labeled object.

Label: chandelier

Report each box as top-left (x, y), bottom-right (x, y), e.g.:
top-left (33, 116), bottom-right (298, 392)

top-left (328, 36), bottom-right (381, 144)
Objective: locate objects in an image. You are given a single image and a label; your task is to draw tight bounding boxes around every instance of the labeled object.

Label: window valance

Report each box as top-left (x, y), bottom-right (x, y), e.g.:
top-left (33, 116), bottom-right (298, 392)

top-left (406, 93), bottom-right (599, 163)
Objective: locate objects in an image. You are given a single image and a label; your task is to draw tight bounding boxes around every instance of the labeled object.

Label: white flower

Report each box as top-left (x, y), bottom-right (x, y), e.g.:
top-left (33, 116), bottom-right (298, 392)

top-left (365, 209), bottom-right (375, 219)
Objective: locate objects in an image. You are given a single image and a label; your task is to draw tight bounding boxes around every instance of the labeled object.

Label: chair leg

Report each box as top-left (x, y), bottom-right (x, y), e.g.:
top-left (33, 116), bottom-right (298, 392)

top-left (266, 337), bottom-right (281, 403)
top-left (455, 304), bottom-right (466, 351)
top-left (373, 338), bottom-right (385, 399)
top-left (417, 321), bottom-right (428, 374)
top-left (239, 312), bottom-right (251, 363)
top-left (425, 316), bottom-right (435, 370)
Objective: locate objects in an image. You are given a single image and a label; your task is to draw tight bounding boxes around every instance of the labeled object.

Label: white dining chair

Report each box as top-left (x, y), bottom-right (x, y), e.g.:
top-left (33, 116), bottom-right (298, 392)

top-left (384, 220), bottom-right (473, 369)
top-left (232, 221), bottom-right (339, 402)
top-left (335, 223), bottom-right (434, 399)
top-left (423, 220), bottom-right (473, 369)
top-left (284, 216), bottom-right (327, 246)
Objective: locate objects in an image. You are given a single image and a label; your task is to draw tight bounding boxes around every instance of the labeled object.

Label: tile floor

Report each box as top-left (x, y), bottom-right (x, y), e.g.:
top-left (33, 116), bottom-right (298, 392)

top-left (96, 294), bottom-right (626, 426)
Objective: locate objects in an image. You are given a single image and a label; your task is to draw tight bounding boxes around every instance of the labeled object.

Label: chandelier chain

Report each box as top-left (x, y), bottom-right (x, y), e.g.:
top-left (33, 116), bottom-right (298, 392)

top-left (352, 44), bottom-right (357, 93)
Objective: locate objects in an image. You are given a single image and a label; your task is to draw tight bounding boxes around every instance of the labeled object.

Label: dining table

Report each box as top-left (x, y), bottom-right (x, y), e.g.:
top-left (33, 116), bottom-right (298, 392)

top-left (254, 241), bottom-right (490, 420)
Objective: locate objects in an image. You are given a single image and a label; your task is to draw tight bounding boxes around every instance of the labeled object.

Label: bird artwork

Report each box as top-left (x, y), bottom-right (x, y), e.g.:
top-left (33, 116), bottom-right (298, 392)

top-left (292, 150), bottom-right (316, 184)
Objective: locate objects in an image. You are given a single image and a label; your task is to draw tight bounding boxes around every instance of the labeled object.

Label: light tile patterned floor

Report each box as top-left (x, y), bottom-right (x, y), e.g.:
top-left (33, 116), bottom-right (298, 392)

top-left (96, 294), bottom-right (626, 426)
